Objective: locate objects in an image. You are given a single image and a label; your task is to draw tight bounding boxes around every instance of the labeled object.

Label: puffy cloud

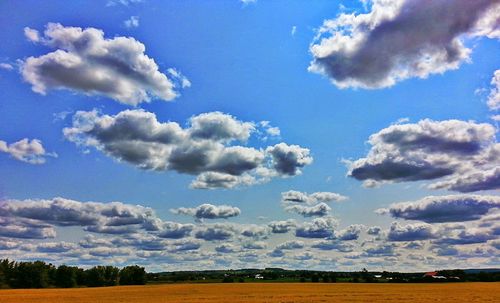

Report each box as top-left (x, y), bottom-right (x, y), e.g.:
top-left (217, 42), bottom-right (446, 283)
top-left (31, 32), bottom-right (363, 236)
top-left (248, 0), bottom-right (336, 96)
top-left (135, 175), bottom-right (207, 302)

top-left (24, 27), bottom-right (40, 42)
top-left (36, 242), bottom-right (77, 253)
top-left (281, 190), bottom-right (347, 204)
top-left (285, 202), bottom-right (331, 217)
top-left (311, 240), bottom-right (354, 252)
top-left (21, 23), bottom-right (183, 106)
top-left (119, 235), bottom-right (169, 251)
top-left (257, 121), bottom-right (281, 140)
top-left (167, 68), bottom-right (191, 89)
top-left (194, 224), bottom-right (234, 241)
top-left (190, 172), bottom-right (256, 189)
top-left (239, 224), bottom-right (269, 239)
top-left (0, 138), bottom-right (56, 164)
top-left (78, 235), bottom-right (113, 249)
top-left (0, 223), bottom-right (55, 239)
top-left (276, 240), bottom-right (304, 250)
top-left (310, 192), bottom-right (348, 203)
top-left (487, 69), bottom-right (500, 111)
top-left (429, 166), bottom-right (500, 193)
top-left (0, 197), bottom-right (158, 230)
top-left (295, 217), bottom-right (337, 238)
top-left (367, 226), bottom-right (381, 236)
top-left (490, 239), bottom-right (500, 250)
top-left (189, 112), bottom-right (254, 143)
top-left (64, 109), bottom-right (312, 189)
top-left (347, 119), bottom-right (500, 192)
top-left (64, 109), bottom-right (259, 173)
top-left (478, 211), bottom-right (500, 228)
top-left (106, 0), bottom-right (143, 6)
top-left (170, 240), bottom-right (201, 252)
top-left (293, 251), bottom-right (313, 261)
top-left (433, 246), bottom-right (459, 256)
top-left (124, 16), bottom-right (139, 28)
top-left (281, 190), bottom-right (309, 203)
top-left (0, 240), bottom-right (20, 250)
top-left (84, 225), bottom-right (138, 235)
top-left (266, 143), bottom-right (313, 176)
top-left (472, 3), bottom-right (500, 39)
top-left (402, 241), bottom-right (424, 250)
top-left (171, 203), bottom-right (241, 220)
top-left (378, 195), bottom-right (500, 223)
top-left (309, 0), bottom-right (499, 89)
top-left (88, 247), bottom-right (132, 257)
top-left (238, 252), bottom-right (259, 263)
top-left (268, 249), bottom-right (285, 258)
top-left (335, 224), bottom-right (363, 241)
top-left (86, 234), bottom-right (169, 252)
top-left (215, 243), bottom-right (238, 254)
top-left (0, 63), bottom-right (13, 70)
top-left (268, 219), bottom-right (296, 234)
top-left (363, 244), bottom-right (395, 256)
top-left (242, 241), bottom-right (267, 250)
top-left (265, 126), bottom-right (280, 137)
top-left (156, 222), bottom-right (194, 239)
top-left (434, 228), bottom-right (495, 245)
top-left (0, 197), bottom-right (197, 242)
top-left (387, 222), bottom-right (437, 242)
top-left (169, 143), bottom-right (263, 175)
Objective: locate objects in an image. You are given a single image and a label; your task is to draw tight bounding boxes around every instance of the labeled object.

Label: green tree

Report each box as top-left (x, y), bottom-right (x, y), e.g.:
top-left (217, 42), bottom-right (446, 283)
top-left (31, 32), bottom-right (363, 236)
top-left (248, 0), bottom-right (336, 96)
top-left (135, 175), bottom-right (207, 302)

top-left (12, 261), bottom-right (54, 288)
top-left (119, 265), bottom-right (146, 285)
top-left (55, 265), bottom-right (77, 288)
top-left (85, 266), bottom-right (119, 287)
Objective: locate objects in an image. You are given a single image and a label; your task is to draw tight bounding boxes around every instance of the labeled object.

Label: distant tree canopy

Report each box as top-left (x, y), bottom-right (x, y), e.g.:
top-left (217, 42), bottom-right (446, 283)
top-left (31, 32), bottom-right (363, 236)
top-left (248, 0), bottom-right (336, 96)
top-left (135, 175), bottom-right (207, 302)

top-left (85, 266), bottom-right (120, 287)
top-left (148, 268), bottom-right (500, 284)
top-left (55, 265), bottom-right (80, 288)
top-left (119, 265), bottom-right (147, 285)
top-left (0, 259), bottom-right (146, 289)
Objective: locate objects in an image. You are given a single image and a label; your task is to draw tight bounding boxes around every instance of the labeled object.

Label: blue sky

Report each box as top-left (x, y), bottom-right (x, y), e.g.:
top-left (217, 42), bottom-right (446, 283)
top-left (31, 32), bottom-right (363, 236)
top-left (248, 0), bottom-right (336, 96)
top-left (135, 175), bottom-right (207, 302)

top-left (0, 0), bottom-right (499, 271)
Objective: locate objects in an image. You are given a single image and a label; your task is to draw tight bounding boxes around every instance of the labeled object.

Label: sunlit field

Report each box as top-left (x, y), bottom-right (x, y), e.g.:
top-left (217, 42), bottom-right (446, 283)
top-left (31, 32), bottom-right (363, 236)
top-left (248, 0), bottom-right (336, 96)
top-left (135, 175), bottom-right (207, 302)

top-left (0, 283), bottom-right (499, 303)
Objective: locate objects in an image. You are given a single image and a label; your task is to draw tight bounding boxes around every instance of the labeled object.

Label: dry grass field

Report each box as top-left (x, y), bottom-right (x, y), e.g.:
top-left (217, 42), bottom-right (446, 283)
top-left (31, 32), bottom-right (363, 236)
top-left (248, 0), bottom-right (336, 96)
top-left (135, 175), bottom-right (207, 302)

top-left (0, 282), bottom-right (498, 303)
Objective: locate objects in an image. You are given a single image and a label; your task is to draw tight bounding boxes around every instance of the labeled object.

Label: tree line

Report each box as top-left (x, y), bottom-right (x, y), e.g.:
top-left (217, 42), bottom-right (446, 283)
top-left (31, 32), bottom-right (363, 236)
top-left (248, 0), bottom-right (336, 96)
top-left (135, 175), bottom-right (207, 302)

top-left (1, 259), bottom-right (498, 288)
top-left (0, 259), bottom-right (146, 289)
top-left (149, 267), bottom-right (500, 283)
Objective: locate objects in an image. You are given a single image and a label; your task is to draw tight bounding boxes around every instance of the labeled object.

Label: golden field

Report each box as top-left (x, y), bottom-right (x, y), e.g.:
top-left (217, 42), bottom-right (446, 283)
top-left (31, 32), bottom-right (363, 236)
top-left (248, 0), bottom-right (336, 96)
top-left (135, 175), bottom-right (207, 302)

top-left (0, 282), bottom-right (499, 303)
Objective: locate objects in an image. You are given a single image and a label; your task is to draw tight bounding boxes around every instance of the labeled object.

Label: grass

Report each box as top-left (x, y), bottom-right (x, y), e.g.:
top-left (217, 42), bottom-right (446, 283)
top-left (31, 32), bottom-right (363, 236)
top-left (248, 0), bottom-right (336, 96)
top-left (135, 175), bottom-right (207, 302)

top-left (0, 282), bottom-right (498, 302)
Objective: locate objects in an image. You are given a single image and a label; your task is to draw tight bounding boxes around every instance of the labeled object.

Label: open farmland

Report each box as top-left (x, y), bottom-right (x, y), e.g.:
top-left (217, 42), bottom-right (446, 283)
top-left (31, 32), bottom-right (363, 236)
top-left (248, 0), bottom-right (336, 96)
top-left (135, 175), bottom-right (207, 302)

top-left (0, 282), bottom-right (499, 303)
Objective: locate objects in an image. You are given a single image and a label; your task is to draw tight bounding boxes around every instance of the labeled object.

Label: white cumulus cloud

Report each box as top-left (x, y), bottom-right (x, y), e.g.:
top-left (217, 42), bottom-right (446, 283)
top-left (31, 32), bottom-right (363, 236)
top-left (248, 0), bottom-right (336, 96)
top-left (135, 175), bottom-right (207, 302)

top-left (309, 0), bottom-right (499, 89)
top-left (21, 23), bottom-right (185, 106)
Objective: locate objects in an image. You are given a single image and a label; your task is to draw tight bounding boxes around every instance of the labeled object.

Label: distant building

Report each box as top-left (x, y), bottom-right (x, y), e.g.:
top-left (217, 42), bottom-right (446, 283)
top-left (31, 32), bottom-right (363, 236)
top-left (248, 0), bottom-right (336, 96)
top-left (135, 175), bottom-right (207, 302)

top-left (423, 272), bottom-right (447, 279)
top-left (255, 274), bottom-right (264, 279)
